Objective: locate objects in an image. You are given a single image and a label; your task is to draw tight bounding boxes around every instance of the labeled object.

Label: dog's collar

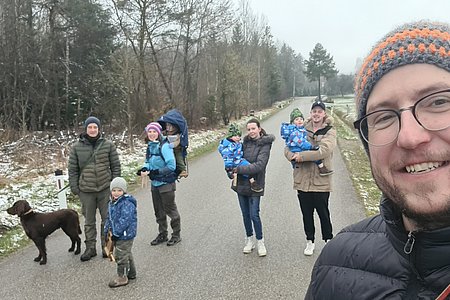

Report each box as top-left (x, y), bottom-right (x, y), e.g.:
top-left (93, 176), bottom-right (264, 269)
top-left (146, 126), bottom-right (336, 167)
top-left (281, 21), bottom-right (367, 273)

top-left (21, 209), bottom-right (33, 216)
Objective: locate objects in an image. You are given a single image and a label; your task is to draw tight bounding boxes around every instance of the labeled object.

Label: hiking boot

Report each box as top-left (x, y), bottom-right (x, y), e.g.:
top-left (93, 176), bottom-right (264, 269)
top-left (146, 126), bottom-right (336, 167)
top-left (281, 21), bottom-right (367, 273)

top-left (80, 248), bottom-right (97, 261)
top-left (319, 165), bottom-right (334, 176)
top-left (108, 276), bottom-right (128, 288)
top-left (243, 236), bottom-right (255, 254)
top-left (250, 181), bottom-right (264, 193)
top-left (150, 233), bottom-right (168, 246)
top-left (257, 239), bottom-right (267, 257)
top-left (167, 236), bottom-right (181, 246)
top-left (178, 170), bottom-right (189, 178)
top-left (304, 240), bottom-right (315, 256)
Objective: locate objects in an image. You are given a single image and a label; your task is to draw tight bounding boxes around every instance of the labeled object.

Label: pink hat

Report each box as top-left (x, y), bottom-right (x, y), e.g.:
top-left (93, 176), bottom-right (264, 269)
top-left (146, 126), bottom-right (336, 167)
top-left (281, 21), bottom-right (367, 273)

top-left (145, 122), bottom-right (162, 135)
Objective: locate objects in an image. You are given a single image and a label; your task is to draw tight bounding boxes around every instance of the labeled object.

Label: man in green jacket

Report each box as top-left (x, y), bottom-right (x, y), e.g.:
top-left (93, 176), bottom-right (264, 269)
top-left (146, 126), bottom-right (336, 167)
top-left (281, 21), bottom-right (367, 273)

top-left (68, 116), bottom-right (121, 261)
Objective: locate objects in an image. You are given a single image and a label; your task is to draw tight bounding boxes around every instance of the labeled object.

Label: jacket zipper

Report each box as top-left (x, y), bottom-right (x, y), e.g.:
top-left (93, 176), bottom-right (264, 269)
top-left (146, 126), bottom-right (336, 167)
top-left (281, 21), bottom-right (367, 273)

top-left (404, 231), bottom-right (416, 254)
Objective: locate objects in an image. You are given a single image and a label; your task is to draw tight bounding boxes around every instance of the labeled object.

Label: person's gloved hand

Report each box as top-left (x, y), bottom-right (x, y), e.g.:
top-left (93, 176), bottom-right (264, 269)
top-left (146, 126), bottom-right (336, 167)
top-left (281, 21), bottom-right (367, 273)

top-left (111, 235), bottom-right (119, 241)
top-left (136, 167), bottom-right (149, 176)
top-left (149, 169), bottom-right (160, 178)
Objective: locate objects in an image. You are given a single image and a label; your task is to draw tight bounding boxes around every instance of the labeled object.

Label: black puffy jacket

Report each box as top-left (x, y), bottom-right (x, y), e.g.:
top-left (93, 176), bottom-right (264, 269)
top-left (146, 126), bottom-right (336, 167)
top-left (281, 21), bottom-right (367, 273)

top-left (306, 197), bottom-right (450, 299)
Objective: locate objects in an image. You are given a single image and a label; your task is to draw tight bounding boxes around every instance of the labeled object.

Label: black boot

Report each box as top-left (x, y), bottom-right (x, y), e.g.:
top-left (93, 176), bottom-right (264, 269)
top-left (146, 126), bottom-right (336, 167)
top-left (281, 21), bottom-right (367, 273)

top-left (80, 248), bottom-right (97, 261)
top-left (150, 233), bottom-right (168, 246)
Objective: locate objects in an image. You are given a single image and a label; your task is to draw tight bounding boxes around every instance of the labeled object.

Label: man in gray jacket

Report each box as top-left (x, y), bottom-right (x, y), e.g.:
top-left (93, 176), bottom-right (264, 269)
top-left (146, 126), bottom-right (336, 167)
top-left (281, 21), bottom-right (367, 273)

top-left (306, 21), bottom-right (450, 299)
top-left (68, 116), bottom-right (121, 261)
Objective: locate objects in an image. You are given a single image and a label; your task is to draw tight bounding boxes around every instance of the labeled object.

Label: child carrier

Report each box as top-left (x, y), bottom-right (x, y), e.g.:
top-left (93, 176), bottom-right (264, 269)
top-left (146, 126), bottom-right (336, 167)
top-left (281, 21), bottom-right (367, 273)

top-left (157, 109), bottom-right (189, 173)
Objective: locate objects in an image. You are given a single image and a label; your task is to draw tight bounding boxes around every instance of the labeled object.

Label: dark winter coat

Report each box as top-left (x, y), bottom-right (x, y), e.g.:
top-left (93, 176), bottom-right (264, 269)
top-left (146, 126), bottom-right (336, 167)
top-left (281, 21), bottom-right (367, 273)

top-left (104, 194), bottom-right (137, 240)
top-left (231, 133), bottom-right (275, 197)
top-left (305, 196), bottom-right (450, 299)
top-left (68, 134), bottom-right (121, 194)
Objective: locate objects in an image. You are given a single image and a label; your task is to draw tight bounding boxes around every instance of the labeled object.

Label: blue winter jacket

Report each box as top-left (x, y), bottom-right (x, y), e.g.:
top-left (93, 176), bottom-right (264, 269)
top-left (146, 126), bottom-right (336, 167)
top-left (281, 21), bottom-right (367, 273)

top-left (218, 138), bottom-right (245, 168)
top-left (143, 140), bottom-right (176, 187)
top-left (280, 122), bottom-right (314, 152)
top-left (104, 194), bottom-right (137, 240)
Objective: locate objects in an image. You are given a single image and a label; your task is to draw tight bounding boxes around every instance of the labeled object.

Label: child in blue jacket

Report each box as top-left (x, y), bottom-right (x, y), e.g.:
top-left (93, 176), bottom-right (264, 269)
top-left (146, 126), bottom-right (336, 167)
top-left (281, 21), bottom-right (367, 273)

top-left (104, 177), bottom-right (137, 288)
top-left (218, 123), bottom-right (263, 192)
top-left (281, 108), bottom-right (333, 176)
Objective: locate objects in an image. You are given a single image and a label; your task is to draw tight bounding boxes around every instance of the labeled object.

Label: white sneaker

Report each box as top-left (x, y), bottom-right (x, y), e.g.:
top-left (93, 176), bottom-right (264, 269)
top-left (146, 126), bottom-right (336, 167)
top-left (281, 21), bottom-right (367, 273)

top-left (243, 236), bottom-right (255, 254)
top-left (304, 240), bottom-right (315, 256)
top-left (257, 239), bottom-right (267, 257)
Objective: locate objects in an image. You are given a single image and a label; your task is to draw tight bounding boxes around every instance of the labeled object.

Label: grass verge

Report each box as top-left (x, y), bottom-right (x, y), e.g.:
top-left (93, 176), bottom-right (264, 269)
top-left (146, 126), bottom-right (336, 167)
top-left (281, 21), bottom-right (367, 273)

top-left (332, 107), bottom-right (381, 217)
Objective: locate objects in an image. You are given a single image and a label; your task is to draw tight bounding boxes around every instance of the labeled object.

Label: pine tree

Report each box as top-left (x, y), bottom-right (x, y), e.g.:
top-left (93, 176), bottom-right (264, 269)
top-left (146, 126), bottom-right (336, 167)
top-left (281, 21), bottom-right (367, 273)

top-left (305, 43), bottom-right (338, 99)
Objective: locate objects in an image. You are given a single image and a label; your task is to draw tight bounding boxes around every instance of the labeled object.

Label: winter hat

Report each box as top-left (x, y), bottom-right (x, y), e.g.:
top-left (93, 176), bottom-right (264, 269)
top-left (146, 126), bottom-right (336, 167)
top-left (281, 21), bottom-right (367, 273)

top-left (355, 21), bottom-right (450, 123)
top-left (290, 108), bottom-right (304, 123)
top-left (227, 123), bottom-right (242, 138)
top-left (311, 100), bottom-right (326, 111)
top-left (84, 116), bottom-right (101, 129)
top-left (145, 122), bottom-right (162, 135)
top-left (110, 177), bottom-right (127, 193)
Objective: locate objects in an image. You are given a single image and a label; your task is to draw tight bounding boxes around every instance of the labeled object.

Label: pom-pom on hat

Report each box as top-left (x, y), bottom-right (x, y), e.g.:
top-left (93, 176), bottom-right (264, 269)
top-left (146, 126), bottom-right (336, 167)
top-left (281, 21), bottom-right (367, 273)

top-left (84, 116), bottom-right (101, 129)
top-left (290, 108), bottom-right (304, 123)
top-left (110, 177), bottom-right (127, 193)
top-left (227, 123), bottom-right (242, 138)
top-left (145, 122), bottom-right (162, 135)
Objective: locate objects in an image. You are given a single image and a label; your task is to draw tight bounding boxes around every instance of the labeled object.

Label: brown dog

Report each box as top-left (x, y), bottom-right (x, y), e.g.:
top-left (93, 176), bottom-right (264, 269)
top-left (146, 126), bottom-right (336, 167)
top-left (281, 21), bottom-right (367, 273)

top-left (6, 200), bottom-right (82, 265)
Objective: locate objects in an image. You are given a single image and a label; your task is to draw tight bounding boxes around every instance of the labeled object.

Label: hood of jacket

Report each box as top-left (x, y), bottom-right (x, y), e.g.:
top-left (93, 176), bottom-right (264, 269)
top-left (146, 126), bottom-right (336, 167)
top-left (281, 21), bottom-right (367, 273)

top-left (243, 133), bottom-right (275, 145)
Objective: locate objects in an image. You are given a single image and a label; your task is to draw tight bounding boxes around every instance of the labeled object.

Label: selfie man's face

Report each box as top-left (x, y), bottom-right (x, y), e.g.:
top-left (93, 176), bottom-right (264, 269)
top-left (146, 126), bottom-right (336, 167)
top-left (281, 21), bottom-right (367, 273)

top-left (367, 64), bottom-right (450, 229)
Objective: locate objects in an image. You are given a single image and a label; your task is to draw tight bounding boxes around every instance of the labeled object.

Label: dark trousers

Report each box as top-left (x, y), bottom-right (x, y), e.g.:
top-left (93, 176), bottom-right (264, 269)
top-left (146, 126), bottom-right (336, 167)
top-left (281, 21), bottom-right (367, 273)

top-left (297, 191), bottom-right (333, 242)
top-left (114, 239), bottom-right (136, 278)
top-left (151, 188), bottom-right (181, 237)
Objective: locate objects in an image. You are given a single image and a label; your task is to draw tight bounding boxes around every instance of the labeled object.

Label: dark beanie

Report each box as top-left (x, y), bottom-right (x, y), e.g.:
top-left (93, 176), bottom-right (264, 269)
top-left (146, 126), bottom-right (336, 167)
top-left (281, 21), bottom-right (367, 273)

top-left (84, 116), bottom-right (101, 129)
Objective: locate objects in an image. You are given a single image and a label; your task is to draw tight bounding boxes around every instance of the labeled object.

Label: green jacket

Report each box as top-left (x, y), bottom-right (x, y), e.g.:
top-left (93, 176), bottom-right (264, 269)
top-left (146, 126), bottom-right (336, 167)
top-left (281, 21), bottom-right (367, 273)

top-left (284, 115), bottom-right (336, 192)
top-left (68, 134), bottom-right (121, 194)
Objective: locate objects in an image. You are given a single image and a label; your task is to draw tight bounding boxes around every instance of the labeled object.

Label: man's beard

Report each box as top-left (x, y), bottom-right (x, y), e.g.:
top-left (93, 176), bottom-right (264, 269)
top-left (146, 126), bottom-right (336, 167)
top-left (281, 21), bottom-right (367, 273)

top-left (372, 168), bottom-right (450, 231)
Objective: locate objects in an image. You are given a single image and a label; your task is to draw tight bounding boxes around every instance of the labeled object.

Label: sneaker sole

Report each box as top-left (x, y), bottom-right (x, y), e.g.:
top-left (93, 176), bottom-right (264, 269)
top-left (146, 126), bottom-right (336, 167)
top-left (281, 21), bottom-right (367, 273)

top-left (243, 247), bottom-right (255, 254)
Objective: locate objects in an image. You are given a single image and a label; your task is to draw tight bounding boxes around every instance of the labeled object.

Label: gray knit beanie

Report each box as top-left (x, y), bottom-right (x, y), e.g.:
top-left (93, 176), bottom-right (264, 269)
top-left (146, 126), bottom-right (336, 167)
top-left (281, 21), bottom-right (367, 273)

top-left (84, 116), bottom-right (101, 130)
top-left (110, 177), bottom-right (127, 193)
top-left (354, 20), bottom-right (450, 150)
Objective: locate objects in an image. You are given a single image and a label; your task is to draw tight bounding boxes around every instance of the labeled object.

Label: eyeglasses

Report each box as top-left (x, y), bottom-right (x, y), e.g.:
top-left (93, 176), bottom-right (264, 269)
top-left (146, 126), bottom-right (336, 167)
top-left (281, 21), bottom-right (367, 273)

top-left (353, 89), bottom-right (450, 146)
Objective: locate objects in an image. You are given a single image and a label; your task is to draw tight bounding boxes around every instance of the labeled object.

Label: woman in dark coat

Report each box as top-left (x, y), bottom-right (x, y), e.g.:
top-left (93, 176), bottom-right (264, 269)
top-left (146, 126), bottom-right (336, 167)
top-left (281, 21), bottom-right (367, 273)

top-left (231, 118), bottom-right (275, 257)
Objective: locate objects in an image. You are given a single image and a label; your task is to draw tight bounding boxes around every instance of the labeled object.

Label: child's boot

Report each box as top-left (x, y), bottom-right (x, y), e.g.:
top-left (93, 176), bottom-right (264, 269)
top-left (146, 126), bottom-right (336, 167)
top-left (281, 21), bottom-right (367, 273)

top-left (178, 170), bottom-right (189, 178)
top-left (108, 275), bottom-right (128, 288)
top-left (319, 165), bottom-right (334, 176)
top-left (250, 181), bottom-right (264, 193)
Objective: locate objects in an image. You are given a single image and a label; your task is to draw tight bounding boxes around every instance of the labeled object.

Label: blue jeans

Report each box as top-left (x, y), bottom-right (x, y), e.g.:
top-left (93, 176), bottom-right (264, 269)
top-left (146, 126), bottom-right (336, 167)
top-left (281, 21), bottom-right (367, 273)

top-left (238, 194), bottom-right (263, 240)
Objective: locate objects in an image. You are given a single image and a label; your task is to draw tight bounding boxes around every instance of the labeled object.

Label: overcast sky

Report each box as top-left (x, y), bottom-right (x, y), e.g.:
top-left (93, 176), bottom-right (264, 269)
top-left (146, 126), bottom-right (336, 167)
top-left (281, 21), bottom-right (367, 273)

top-left (239, 0), bottom-right (450, 74)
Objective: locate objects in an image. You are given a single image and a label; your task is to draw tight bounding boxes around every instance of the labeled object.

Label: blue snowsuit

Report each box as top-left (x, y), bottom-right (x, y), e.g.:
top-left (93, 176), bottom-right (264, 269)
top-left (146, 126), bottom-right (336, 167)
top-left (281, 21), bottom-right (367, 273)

top-left (280, 122), bottom-right (315, 152)
top-left (218, 138), bottom-right (250, 178)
